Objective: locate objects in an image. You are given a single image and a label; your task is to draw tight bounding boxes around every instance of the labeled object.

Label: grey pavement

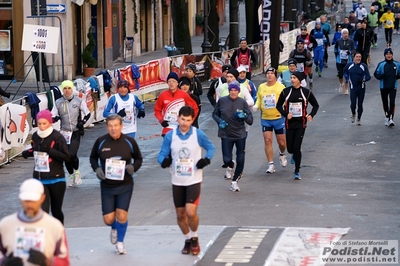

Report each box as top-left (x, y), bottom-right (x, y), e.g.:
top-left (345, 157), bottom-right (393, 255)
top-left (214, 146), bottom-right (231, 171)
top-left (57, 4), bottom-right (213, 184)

top-left (1, 6), bottom-right (400, 266)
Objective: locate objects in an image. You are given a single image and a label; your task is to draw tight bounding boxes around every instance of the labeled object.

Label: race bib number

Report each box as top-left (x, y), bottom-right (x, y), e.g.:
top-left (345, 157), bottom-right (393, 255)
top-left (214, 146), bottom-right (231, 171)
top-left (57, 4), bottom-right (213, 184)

top-left (316, 39), bottom-right (324, 46)
top-left (14, 226), bottom-right (46, 259)
top-left (175, 158), bottom-right (194, 177)
top-left (296, 63), bottom-right (304, 72)
top-left (340, 50), bottom-right (348, 59)
top-left (105, 159), bottom-right (126, 181)
top-left (386, 20), bottom-right (393, 26)
top-left (289, 102), bottom-right (303, 117)
top-left (34, 151), bottom-right (50, 172)
top-left (263, 94), bottom-right (276, 109)
top-left (60, 130), bottom-right (72, 145)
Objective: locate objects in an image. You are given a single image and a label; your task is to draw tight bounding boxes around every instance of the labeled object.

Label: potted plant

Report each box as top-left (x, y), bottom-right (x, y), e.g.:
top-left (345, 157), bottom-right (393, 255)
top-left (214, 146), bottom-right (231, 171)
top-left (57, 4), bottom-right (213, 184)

top-left (195, 13), bottom-right (204, 36)
top-left (82, 26), bottom-right (97, 77)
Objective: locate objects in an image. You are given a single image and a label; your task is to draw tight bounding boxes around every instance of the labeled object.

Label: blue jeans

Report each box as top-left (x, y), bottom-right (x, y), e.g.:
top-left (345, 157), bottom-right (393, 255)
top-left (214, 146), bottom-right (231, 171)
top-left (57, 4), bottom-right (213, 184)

top-left (221, 138), bottom-right (246, 181)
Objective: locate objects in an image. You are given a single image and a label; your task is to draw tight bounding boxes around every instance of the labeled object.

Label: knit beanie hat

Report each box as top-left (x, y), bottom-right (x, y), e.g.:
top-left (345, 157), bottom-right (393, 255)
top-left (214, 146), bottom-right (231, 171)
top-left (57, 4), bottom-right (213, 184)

top-left (228, 81), bottom-right (241, 92)
top-left (291, 71), bottom-right (305, 81)
top-left (384, 48), bottom-right (393, 56)
top-left (222, 65), bottom-right (231, 72)
top-left (288, 59), bottom-right (298, 66)
top-left (227, 68), bottom-right (239, 80)
top-left (167, 72), bottom-right (179, 82)
top-left (61, 80), bottom-right (74, 90)
top-left (36, 110), bottom-right (53, 124)
top-left (266, 67), bottom-right (277, 77)
top-left (178, 76), bottom-right (191, 87)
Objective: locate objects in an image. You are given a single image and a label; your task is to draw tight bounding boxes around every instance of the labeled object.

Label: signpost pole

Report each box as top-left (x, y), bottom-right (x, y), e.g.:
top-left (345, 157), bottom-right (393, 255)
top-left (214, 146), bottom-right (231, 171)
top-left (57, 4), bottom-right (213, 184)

top-left (37, 2), bottom-right (43, 92)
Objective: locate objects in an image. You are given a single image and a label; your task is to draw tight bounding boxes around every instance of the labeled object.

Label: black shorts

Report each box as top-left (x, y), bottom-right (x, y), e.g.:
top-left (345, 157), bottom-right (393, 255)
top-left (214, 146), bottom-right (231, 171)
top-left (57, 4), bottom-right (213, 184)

top-left (101, 182), bottom-right (134, 215)
top-left (172, 183), bottom-right (201, 208)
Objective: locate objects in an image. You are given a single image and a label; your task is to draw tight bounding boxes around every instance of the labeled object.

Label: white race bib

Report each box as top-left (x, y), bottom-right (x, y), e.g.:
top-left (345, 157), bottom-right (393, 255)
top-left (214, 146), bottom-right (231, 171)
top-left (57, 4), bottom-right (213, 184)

top-left (296, 63), bottom-right (304, 72)
top-left (60, 130), bottom-right (72, 145)
top-left (263, 94), bottom-right (276, 109)
top-left (316, 39), bottom-right (324, 46)
top-left (105, 159), bottom-right (126, 180)
top-left (340, 50), bottom-right (348, 59)
top-left (14, 226), bottom-right (46, 259)
top-left (289, 102), bottom-right (303, 117)
top-left (34, 151), bottom-right (50, 172)
top-left (174, 158), bottom-right (194, 177)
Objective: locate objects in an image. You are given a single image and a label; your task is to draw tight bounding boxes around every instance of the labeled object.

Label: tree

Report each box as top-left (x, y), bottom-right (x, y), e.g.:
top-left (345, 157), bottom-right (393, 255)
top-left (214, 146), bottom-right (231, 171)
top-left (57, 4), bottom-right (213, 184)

top-left (207, 0), bottom-right (220, 52)
top-left (171, 0), bottom-right (192, 54)
top-left (244, 0), bottom-right (260, 44)
top-left (229, 0), bottom-right (239, 49)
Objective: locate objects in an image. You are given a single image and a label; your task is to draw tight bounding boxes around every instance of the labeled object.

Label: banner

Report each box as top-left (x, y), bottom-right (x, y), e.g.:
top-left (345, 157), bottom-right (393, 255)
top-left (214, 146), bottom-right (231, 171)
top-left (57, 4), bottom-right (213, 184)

top-left (0, 103), bottom-right (29, 150)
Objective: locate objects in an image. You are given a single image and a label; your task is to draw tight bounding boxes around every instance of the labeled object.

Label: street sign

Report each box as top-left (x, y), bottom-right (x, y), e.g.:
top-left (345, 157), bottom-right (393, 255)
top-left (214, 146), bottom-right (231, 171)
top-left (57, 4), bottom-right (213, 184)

top-left (21, 24), bottom-right (60, 54)
top-left (46, 4), bottom-right (66, 13)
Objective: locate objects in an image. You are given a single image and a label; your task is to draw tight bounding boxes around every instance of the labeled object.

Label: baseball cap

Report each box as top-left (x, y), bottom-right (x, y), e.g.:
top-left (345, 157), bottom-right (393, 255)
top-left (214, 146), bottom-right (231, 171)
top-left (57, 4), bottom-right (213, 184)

top-left (237, 65), bottom-right (247, 73)
top-left (239, 37), bottom-right (247, 42)
top-left (178, 76), bottom-right (191, 87)
top-left (296, 39), bottom-right (305, 44)
top-left (222, 65), bottom-right (231, 72)
top-left (19, 179), bottom-right (44, 201)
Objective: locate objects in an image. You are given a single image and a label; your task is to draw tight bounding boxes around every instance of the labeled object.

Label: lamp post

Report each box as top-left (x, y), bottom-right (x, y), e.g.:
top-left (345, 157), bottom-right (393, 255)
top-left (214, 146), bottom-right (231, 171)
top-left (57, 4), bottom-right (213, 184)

top-left (201, 0), bottom-right (212, 53)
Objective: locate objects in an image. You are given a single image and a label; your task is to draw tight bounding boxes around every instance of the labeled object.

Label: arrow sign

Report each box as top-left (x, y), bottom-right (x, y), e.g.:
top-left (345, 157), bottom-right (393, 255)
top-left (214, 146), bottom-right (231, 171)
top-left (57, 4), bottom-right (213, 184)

top-left (46, 4), bottom-right (66, 13)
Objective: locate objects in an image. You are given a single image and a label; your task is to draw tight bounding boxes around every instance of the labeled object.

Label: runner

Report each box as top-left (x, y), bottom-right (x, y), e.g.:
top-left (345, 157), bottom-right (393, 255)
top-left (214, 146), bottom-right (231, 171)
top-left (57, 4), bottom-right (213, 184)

top-left (276, 72), bottom-right (319, 180)
top-left (230, 37), bottom-right (257, 80)
top-left (103, 79), bottom-right (145, 139)
top-left (52, 79), bottom-right (91, 187)
top-left (343, 52), bottom-right (371, 125)
top-left (334, 28), bottom-right (356, 94)
top-left (0, 179), bottom-right (69, 265)
top-left (22, 110), bottom-right (70, 224)
top-left (253, 67), bottom-right (287, 174)
top-left (373, 48), bottom-right (400, 126)
top-left (89, 114), bottom-right (143, 254)
top-left (158, 106), bottom-right (215, 256)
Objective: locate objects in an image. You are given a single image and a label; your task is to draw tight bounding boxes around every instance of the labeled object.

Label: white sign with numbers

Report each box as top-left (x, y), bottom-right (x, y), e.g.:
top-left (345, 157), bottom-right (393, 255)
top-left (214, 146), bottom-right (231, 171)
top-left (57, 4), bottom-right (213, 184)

top-left (21, 24), bottom-right (60, 54)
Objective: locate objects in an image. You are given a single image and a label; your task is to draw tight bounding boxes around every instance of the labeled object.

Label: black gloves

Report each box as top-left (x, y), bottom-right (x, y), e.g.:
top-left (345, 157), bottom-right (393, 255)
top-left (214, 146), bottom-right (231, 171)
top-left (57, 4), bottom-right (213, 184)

top-left (117, 108), bottom-right (126, 117)
top-left (77, 121), bottom-right (85, 130)
top-left (52, 116), bottom-right (60, 123)
top-left (22, 150), bottom-right (30, 159)
top-left (28, 249), bottom-right (47, 266)
top-left (125, 164), bottom-right (134, 175)
top-left (196, 158), bottom-right (210, 169)
top-left (161, 157), bottom-right (172, 168)
top-left (347, 51), bottom-right (351, 55)
top-left (137, 109), bottom-right (145, 118)
top-left (161, 120), bottom-right (169, 128)
top-left (95, 167), bottom-right (106, 180)
top-left (1, 253), bottom-right (23, 266)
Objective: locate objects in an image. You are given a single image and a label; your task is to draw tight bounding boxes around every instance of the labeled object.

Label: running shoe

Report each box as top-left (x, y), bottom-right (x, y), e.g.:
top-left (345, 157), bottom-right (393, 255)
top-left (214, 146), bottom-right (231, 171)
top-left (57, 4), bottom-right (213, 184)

top-left (388, 119), bottom-right (395, 127)
top-left (351, 114), bottom-right (355, 123)
top-left (344, 88), bottom-right (349, 95)
top-left (266, 163), bottom-right (276, 174)
top-left (182, 239), bottom-right (191, 255)
top-left (290, 155), bottom-right (295, 165)
top-left (315, 66), bottom-right (319, 72)
top-left (230, 181), bottom-right (240, 192)
top-left (224, 161), bottom-right (235, 179)
top-left (116, 242), bottom-right (127, 255)
top-left (74, 170), bottom-right (82, 186)
top-left (279, 153), bottom-right (287, 167)
top-left (309, 82), bottom-right (313, 90)
top-left (357, 119), bottom-right (361, 126)
top-left (68, 173), bottom-right (75, 187)
top-left (339, 83), bottom-right (344, 93)
top-left (318, 71), bottom-right (322, 77)
top-left (110, 228), bottom-right (118, 245)
top-left (294, 172), bottom-right (301, 180)
top-left (190, 237), bottom-right (200, 255)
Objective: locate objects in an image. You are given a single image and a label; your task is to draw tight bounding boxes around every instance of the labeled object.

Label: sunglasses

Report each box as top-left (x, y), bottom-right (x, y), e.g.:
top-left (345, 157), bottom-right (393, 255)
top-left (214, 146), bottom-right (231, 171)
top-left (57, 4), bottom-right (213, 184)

top-left (301, 29), bottom-right (307, 31)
